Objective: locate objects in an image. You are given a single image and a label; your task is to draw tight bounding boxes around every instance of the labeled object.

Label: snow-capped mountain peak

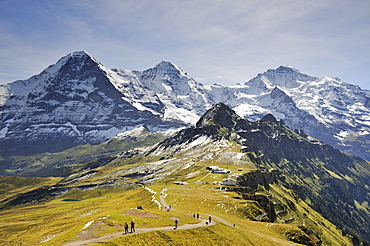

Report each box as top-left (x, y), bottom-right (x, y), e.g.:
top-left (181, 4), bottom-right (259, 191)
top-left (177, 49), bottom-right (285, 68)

top-left (246, 65), bottom-right (318, 90)
top-left (154, 60), bottom-right (183, 73)
top-left (1, 50), bottom-right (370, 161)
top-left (42, 50), bottom-right (100, 76)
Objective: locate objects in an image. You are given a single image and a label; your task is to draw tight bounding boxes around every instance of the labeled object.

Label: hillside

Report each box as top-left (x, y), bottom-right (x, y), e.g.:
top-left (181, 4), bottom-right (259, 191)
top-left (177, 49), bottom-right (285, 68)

top-left (0, 126), bottom-right (166, 177)
top-left (0, 103), bottom-right (369, 245)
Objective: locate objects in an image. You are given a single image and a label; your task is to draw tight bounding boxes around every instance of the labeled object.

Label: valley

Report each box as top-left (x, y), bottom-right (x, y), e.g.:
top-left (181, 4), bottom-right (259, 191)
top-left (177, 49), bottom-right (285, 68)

top-left (0, 165), bottom-right (341, 246)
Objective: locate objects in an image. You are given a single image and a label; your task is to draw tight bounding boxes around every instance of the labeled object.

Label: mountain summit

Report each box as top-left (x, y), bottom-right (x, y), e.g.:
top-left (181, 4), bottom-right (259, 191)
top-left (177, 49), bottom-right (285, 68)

top-left (196, 102), bottom-right (239, 128)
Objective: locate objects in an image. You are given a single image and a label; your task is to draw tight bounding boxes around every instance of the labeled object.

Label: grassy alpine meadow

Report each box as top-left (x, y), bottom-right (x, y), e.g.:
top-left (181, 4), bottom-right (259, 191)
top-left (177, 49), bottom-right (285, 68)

top-left (0, 186), bottom-right (170, 245)
top-left (0, 178), bottom-right (354, 245)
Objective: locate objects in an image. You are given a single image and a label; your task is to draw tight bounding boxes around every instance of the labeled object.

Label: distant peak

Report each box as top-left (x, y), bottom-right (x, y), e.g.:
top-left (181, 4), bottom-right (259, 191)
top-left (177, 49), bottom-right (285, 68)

top-left (264, 65), bottom-right (304, 76)
top-left (68, 50), bottom-right (99, 63)
top-left (154, 60), bottom-right (182, 71)
top-left (155, 60), bottom-right (177, 68)
top-left (70, 50), bottom-right (90, 58)
top-left (157, 60), bottom-right (173, 66)
top-left (275, 65), bottom-right (300, 73)
top-left (43, 50), bottom-right (100, 75)
top-left (247, 65), bottom-right (318, 89)
top-left (261, 113), bottom-right (285, 126)
top-left (196, 102), bottom-right (239, 128)
top-left (261, 113), bottom-right (278, 123)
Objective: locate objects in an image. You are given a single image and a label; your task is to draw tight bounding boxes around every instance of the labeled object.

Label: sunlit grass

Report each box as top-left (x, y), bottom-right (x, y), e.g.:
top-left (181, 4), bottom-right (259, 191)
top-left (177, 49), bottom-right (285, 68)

top-left (0, 139), bottom-right (358, 246)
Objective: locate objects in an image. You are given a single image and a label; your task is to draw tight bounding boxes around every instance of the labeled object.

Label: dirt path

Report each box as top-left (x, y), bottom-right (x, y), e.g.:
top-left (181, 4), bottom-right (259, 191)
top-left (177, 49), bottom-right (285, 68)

top-left (159, 188), bottom-right (170, 210)
top-left (62, 218), bottom-right (215, 246)
top-left (160, 187), bottom-right (236, 227)
top-left (63, 188), bottom-right (217, 246)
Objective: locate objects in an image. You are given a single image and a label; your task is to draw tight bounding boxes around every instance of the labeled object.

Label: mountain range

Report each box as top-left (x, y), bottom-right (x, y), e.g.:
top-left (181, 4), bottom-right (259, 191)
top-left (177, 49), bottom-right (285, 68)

top-left (1, 51), bottom-right (370, 161)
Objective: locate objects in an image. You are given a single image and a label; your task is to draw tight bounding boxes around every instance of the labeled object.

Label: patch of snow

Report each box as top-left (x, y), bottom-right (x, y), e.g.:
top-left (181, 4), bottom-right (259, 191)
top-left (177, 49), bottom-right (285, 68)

top-left (83, 220), bottom-right (95, 229)
top-left (337, 131), bottom-right (348, 138)
top-left (86, 127), bottom-right (122, 140)
top-left (145, 187), bottom-right (161, 209)
top-left (0, 127), bottom-right (8, 138)
top-left (65, 122), bottom-right (82, 136)
top-left (185, 135), bottom-right (212, 150)
top-left (115, 126), bottom-right (147, 139)
top-left (37, 233), bottom-right (59, 243)
top-left (186, 171), bottom-right (200, 178)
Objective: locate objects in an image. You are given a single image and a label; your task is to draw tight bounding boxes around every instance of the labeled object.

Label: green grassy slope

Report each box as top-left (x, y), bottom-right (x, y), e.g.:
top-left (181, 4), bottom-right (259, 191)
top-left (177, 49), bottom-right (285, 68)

top-left (0, 139), bottom-right (356, 245)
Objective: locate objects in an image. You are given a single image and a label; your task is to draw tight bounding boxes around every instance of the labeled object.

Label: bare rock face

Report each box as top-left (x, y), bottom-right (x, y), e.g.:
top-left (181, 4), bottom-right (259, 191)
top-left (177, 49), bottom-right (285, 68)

top-left (236, 170), bottom-right (276, 188)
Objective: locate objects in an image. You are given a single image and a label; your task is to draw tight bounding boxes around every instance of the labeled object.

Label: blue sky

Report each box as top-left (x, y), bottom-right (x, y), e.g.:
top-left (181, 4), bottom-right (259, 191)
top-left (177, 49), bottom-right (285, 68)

top-left (1, 0), bottom-right (370, 88)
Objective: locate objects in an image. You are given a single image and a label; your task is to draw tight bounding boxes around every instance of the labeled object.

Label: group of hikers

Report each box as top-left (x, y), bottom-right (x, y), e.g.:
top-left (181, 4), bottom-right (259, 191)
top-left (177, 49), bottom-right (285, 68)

top-left (175, 215), bottom-right (211, 229)
top-left (175, 214), bottom-right (212, 229)
top-left (122, 196), bottom-right (213, 235)
top-left (123, 213), bottom-right (212, 234)
top-left (124, 221), bottom-right (135, 234)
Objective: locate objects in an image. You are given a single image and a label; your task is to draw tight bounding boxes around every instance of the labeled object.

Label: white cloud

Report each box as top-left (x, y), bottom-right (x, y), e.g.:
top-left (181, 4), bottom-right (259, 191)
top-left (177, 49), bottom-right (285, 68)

top-left (0, 0), bottom-right (370, 88)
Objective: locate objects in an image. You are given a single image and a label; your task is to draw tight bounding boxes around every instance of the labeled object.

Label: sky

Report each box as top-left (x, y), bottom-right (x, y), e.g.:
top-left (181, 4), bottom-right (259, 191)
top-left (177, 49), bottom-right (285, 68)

top-left (1, 0), bottom-right (370, 88)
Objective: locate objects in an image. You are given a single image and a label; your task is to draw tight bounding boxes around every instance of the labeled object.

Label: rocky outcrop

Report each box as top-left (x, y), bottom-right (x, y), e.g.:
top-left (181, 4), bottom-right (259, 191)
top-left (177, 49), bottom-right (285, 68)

top-left (236, 170), bottom-right (276, 188)
top-left (241, 194), bottom-right (276, 222)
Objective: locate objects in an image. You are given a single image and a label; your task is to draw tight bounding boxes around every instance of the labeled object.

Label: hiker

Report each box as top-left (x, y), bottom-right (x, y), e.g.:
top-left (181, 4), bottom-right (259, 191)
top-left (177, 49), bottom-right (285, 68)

top-left (209, 216), bottom-right (212, 223)
top-left (193, 213), bottom-right (196, 218)
top-left (196, 213), bottom-right (199, 219)
top-left (174, 219), bottom-right (178, 229)
top-left (130, 221), bottom-right (135, 233)
top-left (124, 222), bottom-right (129, 234)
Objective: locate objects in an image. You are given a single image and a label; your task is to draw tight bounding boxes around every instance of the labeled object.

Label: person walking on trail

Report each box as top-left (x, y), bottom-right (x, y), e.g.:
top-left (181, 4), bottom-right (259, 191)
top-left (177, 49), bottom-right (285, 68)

top-left (209, 216), bottom-right (212, 223)
top-left (196, 213), bottom-right (199, 219)
top-left (174, 219), bottom-right (178, 229)
top-left (130, 221), bottom-right (135, 233)
top-left (124, 222), bottom-right (129, 234)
